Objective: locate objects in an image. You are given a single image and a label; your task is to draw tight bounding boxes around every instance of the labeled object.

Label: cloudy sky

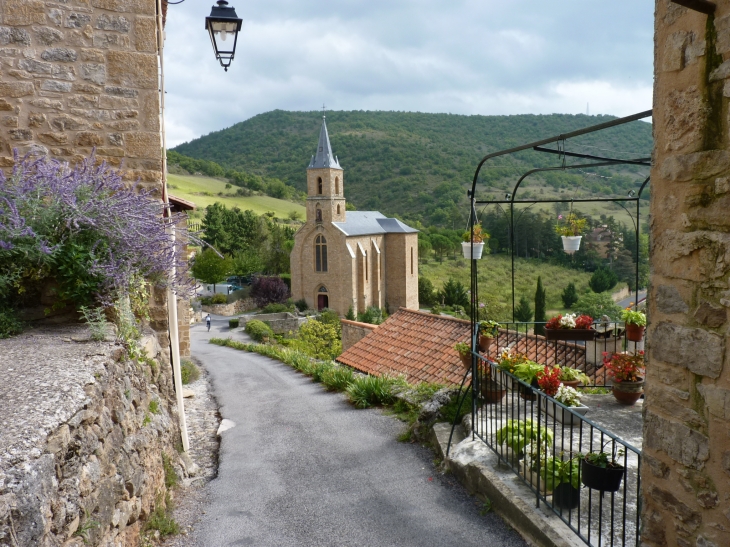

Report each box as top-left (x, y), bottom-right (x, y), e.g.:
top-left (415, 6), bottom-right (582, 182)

top-left (163, 0), bottom-right (654, 147)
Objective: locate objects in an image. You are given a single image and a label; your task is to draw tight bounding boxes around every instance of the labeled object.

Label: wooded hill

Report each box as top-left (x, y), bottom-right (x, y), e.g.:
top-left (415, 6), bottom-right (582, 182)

top-left (172, 110), bottom-right (652, 227)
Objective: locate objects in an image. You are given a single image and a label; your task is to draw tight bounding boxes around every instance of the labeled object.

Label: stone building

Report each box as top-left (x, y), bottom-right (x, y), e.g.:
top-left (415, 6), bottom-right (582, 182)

top-left (644, 1), bottom-right (730, 546)
top-left (290, 117), bottom-right (419, 316)
top-left (0, 0), bottom-right (188, 354)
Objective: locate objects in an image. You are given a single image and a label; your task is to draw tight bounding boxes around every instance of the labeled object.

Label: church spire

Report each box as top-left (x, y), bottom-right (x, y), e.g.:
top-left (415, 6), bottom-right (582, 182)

top-left (308, 115), bottom-right (341, 169)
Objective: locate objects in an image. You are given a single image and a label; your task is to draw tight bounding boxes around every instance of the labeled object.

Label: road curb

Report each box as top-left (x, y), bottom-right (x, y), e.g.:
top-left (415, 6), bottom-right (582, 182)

top-left (431, 422), bottom-right (585, 547)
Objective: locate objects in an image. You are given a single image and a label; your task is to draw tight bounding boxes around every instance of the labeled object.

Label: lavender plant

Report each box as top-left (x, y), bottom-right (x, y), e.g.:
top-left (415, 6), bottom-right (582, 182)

top-left (0, 152), bottom-right (194, 312)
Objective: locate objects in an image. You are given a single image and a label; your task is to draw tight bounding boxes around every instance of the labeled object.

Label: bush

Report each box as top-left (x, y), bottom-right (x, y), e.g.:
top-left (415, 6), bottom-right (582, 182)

top-left (294, 298), bottom-right (308, 312)
top-left (439, 277), bottom-right (469, 308)
top-left (0, 309), bottom-right (22, 339)
top-left (357, 306), bottom-right (385, 325)
top-left (514, 295), bottom-right (533, 322)
top-left (346, 375), bottom-right (400, 408)
top-left (573, 292), bottom-right (623, 320)
top-left (345, 305), bottom-right (356, 320)
top-left (418, 277), bottom-right (436, 306)
top-left (229, 318), bottom-right (240, 328)
top-left (245, 319), bottom-right (274, 342)
top-left (320, 365), bottom-right (355, 391)
top-left (279, 273), bottom-right (291, 289)
top-left (180, 359), bottom-right (200, 384)
top-left (295, 319), bottom-right (342, 360)
top-left (250, 276), bottom-right (290, 308)
top-left (317, 308), bottom-right (341, 332)
top-left (561, 282), bottom-right (579, 308)
top-left (260, 302), bottom-right (292, 314)
top-left (211, 293), bottom-right (227, 304)
top-left (589, 267), bottom-right (619, 293)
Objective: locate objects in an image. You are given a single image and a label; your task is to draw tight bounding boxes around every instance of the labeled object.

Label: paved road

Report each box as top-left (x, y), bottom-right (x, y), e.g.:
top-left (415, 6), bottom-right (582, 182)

top-left (186, 321), bottom-right (527, 547)
top-left (617, 290), bottom-right (646, 309)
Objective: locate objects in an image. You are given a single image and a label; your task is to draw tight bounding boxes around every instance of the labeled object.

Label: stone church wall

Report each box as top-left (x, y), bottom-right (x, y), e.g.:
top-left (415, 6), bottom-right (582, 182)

top-left (643, 2), bottom-right (730, 546)
top-left (341, 319), bottom-right (378, 351)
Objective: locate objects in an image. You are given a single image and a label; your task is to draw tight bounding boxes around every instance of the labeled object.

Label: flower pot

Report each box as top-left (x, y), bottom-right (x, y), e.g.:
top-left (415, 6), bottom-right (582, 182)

top-left (560, 379), bottom-right (581, 389)
top-left (581, 459), bottom-right (624, 492)
top-left (478, 334), bottom-right (494, 353)
top-left (561, 235), bottom-right (582, 254)
top-left (480, 380), bottom-right (506, 404)
top-left (553, 483), bottom-right (581, 510)
top-left (612, 377), bottom-right (644, 405)
top-left (461, 241), bottom-right (484, 259)
top-left (545, 328), bottom-right (595, 341)
top-left (518, 380), bottom-right (538, 401)
top-left (625, 323), bottom-right (645, 342)
top-left (543, 399), bottom-right (589, 425)
top-left (459, 352), bottom-right (472, 369)
top-left (521, 469), bottom-right (553, 496)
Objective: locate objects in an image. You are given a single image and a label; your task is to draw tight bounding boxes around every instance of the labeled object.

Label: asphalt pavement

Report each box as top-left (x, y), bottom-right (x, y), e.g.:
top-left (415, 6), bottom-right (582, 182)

top-left (185, 319), bottom-right (527, 547)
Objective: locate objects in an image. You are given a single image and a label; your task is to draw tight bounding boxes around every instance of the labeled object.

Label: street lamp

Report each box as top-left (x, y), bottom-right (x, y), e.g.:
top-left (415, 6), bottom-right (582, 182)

top-left (205, 0), bottom-right (243, 71)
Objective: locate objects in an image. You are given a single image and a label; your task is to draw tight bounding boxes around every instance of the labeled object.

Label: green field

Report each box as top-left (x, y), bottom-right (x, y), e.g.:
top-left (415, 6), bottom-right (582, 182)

top-left (420, 254), bottom-right (599, 318)
top-left (166, 173), bottom-right (305, 220)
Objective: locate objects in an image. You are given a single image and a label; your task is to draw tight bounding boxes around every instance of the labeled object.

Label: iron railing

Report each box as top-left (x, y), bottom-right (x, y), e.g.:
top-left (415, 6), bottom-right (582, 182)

top-left (450, 332), bottom-right (643, 547)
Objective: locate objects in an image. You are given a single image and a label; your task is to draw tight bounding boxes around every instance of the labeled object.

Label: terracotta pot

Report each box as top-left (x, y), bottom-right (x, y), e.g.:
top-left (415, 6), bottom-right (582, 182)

top-left (480, 380), bottom-right (506, 404)
top-left (478, 334), bottom-right (494, 352)
top-left (545, 328), bottom-right (595, 341)
top-left (561, 379), bottom-right (581, 389)
top-left (459, 352), bottom-right (472, 369)
top-left (625, 323), bottom-right (645, 342)
top-left (612, 378), bottom-right (644, 405)
top-left (581, 459), bottom-right (624, 492)
top-left (518, 380), bottom-right (538, 401)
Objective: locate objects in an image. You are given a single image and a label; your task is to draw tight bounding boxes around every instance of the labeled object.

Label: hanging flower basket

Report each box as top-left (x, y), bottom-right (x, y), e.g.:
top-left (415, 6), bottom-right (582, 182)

top-left (625, 324), bottom-right (645, 342)
top-left (561, 236), bottom-right (582, 254)
top-left (461, 241), bottom-right (484, 259)
top-left (612, 377), bottom-right (644, 405)
top-left (581, 458), bottom-right (625, 492)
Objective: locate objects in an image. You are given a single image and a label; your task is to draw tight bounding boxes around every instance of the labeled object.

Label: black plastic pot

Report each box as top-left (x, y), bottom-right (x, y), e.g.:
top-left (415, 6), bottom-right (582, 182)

top-left (581, 459), bottom-right (624, 492)
top-left (553, 483), bottom-right (580, 509)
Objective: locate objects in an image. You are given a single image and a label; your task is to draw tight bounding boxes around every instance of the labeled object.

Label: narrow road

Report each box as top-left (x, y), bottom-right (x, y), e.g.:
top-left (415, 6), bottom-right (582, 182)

top-left (185, 320), bottom-right (527, 547)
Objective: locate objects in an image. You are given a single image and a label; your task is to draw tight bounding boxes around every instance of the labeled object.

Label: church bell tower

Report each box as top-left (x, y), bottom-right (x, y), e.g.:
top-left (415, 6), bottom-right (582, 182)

top-left (306, 115), bottom-right (346, 224)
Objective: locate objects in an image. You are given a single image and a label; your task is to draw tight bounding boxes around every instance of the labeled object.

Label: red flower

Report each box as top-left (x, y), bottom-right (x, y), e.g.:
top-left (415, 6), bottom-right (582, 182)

top-left (537, 365), bottom-right (561, 396)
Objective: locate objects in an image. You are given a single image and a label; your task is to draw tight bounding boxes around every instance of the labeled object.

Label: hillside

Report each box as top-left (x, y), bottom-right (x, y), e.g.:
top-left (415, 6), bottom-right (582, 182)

top-left (166, 173), bottom-right (305, 220)
top-left (173, 110), bottom-right (652, 226)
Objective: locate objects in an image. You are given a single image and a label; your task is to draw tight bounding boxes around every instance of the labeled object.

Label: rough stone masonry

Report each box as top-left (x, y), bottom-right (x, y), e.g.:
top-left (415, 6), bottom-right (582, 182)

top-left (645, 2), bottom-right (730, 546)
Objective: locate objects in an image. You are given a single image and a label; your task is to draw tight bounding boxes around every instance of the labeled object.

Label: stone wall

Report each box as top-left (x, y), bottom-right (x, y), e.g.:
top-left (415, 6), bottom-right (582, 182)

top-left (241, 312), bottom-right (308, 334)
top-left (644, 2), bottom-right (730, 546)
top-left (201, 298), bottom-right (256, 317)
top-left (0, 324), bottom-right (187, 547)
top-left (340, 319), bottom-right (378, 351)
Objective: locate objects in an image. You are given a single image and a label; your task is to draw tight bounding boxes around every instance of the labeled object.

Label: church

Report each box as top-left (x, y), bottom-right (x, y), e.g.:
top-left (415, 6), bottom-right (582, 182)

top-left (290, 116), bottom-right (419, 316)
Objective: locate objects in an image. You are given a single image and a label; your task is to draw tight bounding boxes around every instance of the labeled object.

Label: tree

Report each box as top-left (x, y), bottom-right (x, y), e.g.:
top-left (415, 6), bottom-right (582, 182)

top-left (430, 234), bottom-right (451, 262)
top-left (231, 249), bottom-right (265, 279)
top-left (534, 276), bottom-right (546, 335)
top-left (250, 276), bottom-right (290, 308)
top-left (573, 292), bottom-right (622, 321)
top-left (418, 237), bottom-right (432, 263)
top-left (561, 282), bottom-right (579, 308)
top-left (190, 249), bottom-right (232, 292)
top-left (589, 266), bottom-right (619, 293)
top-left (439, 277), bottom-right (469, 308)
top-left (514, 296), bottom-right (533, 322)
top-left (418, 276), bottom-right (436, 306)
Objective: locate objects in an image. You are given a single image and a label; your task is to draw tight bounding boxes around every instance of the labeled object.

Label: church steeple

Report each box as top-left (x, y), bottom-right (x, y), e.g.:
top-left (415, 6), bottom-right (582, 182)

top-left (308, 116), bottom-right (341, 169)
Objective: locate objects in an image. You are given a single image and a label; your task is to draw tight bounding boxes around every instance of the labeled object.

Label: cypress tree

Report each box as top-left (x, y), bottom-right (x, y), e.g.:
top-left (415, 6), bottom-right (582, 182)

top-left (561, 282), bottom-right (579, 308)
top-left (514, 296), bottom-right (533, 322)
top-left (534, 276), bottom-right (547, 335)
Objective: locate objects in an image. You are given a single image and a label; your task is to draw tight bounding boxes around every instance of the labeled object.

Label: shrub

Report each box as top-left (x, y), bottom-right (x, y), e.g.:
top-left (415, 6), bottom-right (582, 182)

top-left (79, 306), bottom-right (110, 341)
top-left (357, 306), bottom-right (385, 325)
top-left (180, 359), bottom-right (200, 384)
top-left (245, 319), bottom-right (274, 342)
top-left (320, 365), bottom-right (355, 392)
top-left (260, 302), bottom-right (292, 314)
top-left (573, 292), bottom-right (622, 320)
top-left (0, 309), bottom-right (22, 339)
top-left (296, 319), bottom-right (342, 360)
top-left (439, 277), bottom-right (469, 308)
top-left (589, 267), bottom-right (619, 293)
top-left (345, 305), bottom-right (356, 320)
top-left (418, 276), bottom-right (436, 306)
top-left (211, 293), bottom-right (227, 304)
top-left (346, 375), bottom-right (400, 408)
top-left (514, 295), bottom-right (533, 322)
top-left (250, 276), bottom-right (290, 308)
top-left (561, 282), bottom-right (579, 308)
top-left (317, 308), bottom-right (341, 332)
top-left (279, 273), bottom-right (291, 289)
top-left (229, 318), bottom-right (240, 328)
top-left (294, 298), bottom-right (308, 312)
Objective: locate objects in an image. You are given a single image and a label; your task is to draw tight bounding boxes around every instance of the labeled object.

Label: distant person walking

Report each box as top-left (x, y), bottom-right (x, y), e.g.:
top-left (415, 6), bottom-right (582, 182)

top-left (206, 314), bottom-right (211, 332)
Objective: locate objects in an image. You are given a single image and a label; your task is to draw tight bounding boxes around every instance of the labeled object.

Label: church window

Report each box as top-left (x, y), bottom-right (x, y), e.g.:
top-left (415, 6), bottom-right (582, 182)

top-left (337, 204), bottom-right (341, 215)
top-left (411, 247), bottom-right (414, 275)
top-left (365, 251), bottom-right (368, 281)
top-left (317, 177), bottom-right (323, 194)
top-left (335, 177), bottom-right (339, 194)
top-left (316, 206), bottom-right (322, 223)
top-left (315, 235), bottom-right (328, 272)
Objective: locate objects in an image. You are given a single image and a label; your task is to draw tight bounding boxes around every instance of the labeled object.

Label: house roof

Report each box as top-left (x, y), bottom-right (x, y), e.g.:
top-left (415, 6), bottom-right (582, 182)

top-left (332, 211), bottom-right (418, 237)
top-left (308, 116), bottom-right (342, 170)
top-left (168, 194), bottom-right (196, 212)
top-left (337, 308), bottom-right (471, 385)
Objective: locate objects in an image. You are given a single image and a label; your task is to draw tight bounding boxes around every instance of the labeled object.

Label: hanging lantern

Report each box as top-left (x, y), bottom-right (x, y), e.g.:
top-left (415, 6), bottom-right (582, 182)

top-left (205, 0), bottom-right (243, 71)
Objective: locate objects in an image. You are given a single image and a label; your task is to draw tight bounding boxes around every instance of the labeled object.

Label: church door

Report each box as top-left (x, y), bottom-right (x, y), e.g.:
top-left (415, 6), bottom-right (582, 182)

top-left (317, 294), bottom-right (329, 310)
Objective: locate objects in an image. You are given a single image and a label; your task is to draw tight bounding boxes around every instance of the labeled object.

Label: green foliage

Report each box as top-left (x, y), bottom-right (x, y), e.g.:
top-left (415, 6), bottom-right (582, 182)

top-left (317, 308), bottom-right (342, 331)
top-left (211, 293), bottom-right (228, 304)
top-left (231, 248), bottom-right (265, 278)
top-left (439, 277), bottom-right (469, 308)
top-left (588, 266), bottom-right (618, 293)
top-left (294, 298), bottom-right (309, 312)
top-left (180, 359), bottom-right (200, 384)
top-left (561, 282), bottom-right (579, 308)
top-left (260, 302), bottom-right (293, 314)
top-left (345, 305), bottom-right (356, 320)
top-left (573, 292), bottom-right (623, 320)
top-left (439, 390), bottom-right (473, 424)
top-left (418, 276), bottom-right (436, 306)
top-left (0, 309), bottom-right (22, 339)
top-left (229, 318), bottom-right (240, 328)
top-left (496, 419), bottom-right (553, 453)
top-left (295, 319), bottom-right (342, 360)
top-left (533, 276), bottom-right (546, 335)
top-left (357, 306), bottom-right (385, 325)
top-left (320, 365), bottom-right (355, 392)
top-left (245, 319), bottom-right (274, 342)
top-left (620, 308), bottom-right (646, 326)
top-left (346, 375), bottom-right (401, 408)
top-left (144, 495), bottom-right (179, 537)
top-left (514, 295), bottom-right (533, 322)
top-left (190, 248), bottom-right (232, 286)
top-left (148, 400), bottom-right (160, 414)
top-left (162, 453), bottom-right (178, 489)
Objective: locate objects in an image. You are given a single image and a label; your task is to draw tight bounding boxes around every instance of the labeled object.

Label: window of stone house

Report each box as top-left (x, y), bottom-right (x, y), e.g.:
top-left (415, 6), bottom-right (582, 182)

top-left (337, 204), bottom-right (341, 214)
top-left (335, 177), bottom-right (339, 194)
top-left (317, 177), bottom-right (323, 194)
top-left (315, 235), bottom-right (328, 272)
top-left (411, 247), bottom-right (414, 275)
top-left (316, 206), bottom-right (322, 223)
top-left (365, 251), bottom-right (368, 281)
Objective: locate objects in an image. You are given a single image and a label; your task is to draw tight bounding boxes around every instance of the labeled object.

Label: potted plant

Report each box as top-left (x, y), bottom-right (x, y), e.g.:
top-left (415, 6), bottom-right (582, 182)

top-left (559, 365), bottom-right (591, 388)
top-left (478, 319), bottom-right (500, 352)
top-left (526, 452), bottom-right (581, 508)
top-left (603, 351), bottom-right (645, 405)
top-left (513, 361), bottom-right (545, 401)
top-left (547, 385), bottom-right (589, 424)
top-left (454, 341), bottom-right (472, 369)
top-left (554, 212), bottom-right (587, 254)
top-left (476, 362), bottom-right (506, 404)
top-left (544, 313), bottom-right (595, 341)
top-left (621, 308), bottom-right (646, 342)
top-left (496, 419), bottom-right (553, 465)
top-left (461, 222), bottom-right (488, 259)
top-left (581, 448), bottom-right (625, 493)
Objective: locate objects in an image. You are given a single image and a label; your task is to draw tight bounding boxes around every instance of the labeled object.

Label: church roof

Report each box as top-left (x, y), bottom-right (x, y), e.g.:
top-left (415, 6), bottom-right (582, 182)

top-left (307, 116), bottom-right (342, 169)
top-left (332, 211), bottom-right (418, 236)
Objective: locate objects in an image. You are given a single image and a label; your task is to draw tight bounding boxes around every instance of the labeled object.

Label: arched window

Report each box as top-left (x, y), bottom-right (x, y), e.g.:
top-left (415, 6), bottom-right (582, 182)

top-left (315, 206), bottom-right (322, 222)
top-left (410, 247), bottom-right (414, 275)
top-left (335, 177), bottom-right (339, 194)
top-left (336, 204), bottom-right (341, 215)
top-left (317, 177), bottom-right (323, 195)
top-left (315, 235), bottom-right (328, 272)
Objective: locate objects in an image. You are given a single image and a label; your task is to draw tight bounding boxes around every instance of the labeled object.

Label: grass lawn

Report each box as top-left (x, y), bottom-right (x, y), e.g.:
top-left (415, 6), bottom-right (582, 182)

top-left (166, 173), bottom-right (305, 220)
top-left (420, 254), bottom-right (596, 316)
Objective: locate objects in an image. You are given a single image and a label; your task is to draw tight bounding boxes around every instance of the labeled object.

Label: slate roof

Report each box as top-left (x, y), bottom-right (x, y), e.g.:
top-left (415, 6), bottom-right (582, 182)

top-left (337, 308), bottom-right (471, 385)
top-left (307, 117), bottom-right (341, 169)
top-left (332, 212), bottom-right (419, 237)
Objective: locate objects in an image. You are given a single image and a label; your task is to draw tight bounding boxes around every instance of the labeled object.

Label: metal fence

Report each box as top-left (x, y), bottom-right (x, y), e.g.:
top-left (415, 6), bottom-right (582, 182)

top-left (451, 323), bottom-right (643, 547)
